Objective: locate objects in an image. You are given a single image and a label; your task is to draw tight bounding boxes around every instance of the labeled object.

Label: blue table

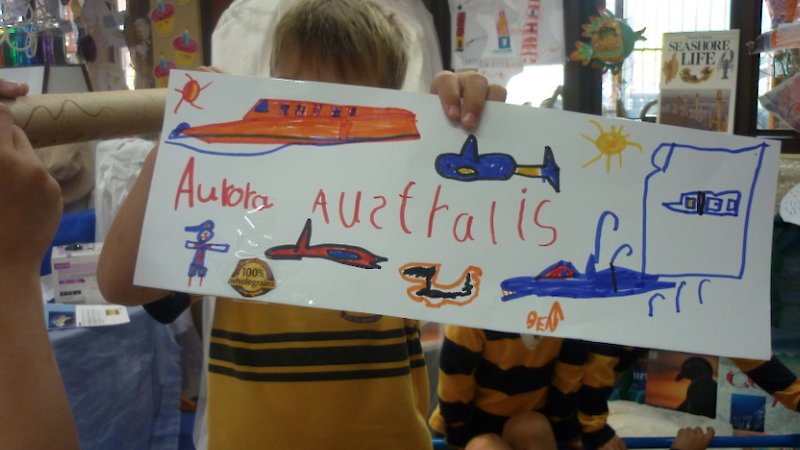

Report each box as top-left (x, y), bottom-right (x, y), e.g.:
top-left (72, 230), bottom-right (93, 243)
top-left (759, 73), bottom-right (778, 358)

top-left (49, 306), bottom-right (182, 450)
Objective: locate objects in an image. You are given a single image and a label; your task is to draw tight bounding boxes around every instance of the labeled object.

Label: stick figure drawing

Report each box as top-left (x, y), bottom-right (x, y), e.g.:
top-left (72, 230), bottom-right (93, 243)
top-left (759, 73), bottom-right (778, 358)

top-left (184, 220), bottom-right (230, 287)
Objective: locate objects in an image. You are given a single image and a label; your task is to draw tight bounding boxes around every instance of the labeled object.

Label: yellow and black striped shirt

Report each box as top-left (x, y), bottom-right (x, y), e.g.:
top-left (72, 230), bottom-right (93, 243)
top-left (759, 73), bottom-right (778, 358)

top-left (207, 298), bottom-right (432, 450)
top-left (428, 326), bottom-right (565, 448)
top-left (429, 327), bottom-right (634, 449)
top-left (548, 341), bottom-right (647, 447)
top-left (730, 355), bottom-right (800, 412)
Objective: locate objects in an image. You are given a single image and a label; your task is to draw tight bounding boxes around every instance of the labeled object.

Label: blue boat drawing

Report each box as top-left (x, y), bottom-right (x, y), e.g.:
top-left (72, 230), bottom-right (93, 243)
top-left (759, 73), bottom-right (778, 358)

top-left (501, 257), bottom-right (676, 301)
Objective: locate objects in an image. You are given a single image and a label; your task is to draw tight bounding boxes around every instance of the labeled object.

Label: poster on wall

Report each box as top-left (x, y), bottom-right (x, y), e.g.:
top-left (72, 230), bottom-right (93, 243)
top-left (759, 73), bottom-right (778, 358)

top-left (149, 0), bottom-right (205, 88)
top-left (657, 30), bottom-right (740, 134)
top-left (136, 71), bottom-right (778, 359)
top-left (450, 0), bottom-right (565, 85)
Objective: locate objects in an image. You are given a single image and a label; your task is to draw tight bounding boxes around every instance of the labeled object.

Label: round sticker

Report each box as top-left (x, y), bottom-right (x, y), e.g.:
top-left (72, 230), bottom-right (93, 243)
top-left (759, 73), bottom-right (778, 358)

top-left (228, 258), bottom-right (276, 298)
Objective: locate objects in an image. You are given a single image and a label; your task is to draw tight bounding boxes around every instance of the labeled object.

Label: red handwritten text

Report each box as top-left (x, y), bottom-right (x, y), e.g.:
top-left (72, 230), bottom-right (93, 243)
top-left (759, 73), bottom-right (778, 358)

top-left (308, 183), bottom-right (558, 245)
top-left (175, 157), bottom-right (274, 211)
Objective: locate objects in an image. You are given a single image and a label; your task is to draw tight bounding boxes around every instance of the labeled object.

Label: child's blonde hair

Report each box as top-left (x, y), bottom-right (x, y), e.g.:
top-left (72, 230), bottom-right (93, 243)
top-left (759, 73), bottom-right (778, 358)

top-left (271, 0), bottom-right (408, 90)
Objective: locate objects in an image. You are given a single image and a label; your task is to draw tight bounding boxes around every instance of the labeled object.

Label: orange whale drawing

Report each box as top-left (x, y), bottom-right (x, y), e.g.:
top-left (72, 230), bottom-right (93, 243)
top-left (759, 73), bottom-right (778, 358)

top-left (399, 263), bottom-right (483, 308)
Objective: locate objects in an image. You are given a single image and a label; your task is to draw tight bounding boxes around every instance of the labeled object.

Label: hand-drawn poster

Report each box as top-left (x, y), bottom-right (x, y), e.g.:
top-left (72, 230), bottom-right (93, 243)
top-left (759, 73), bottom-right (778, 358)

top-left (137, 71), bottom-right (779, 359)
top-left (450, 0), bottom-right (564, 85)
top-left (657, 30), bottom-right (740, 134)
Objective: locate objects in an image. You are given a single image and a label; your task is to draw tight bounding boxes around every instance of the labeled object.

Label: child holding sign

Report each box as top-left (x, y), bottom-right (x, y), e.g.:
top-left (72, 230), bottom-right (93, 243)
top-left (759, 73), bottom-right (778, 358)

top-left (97, 1), bottom-right (505, 449)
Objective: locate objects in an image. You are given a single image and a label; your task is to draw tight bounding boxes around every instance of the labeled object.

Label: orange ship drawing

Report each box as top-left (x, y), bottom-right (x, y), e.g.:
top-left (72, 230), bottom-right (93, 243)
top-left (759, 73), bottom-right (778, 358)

top-left (169, 99), bottom-right (421, 146)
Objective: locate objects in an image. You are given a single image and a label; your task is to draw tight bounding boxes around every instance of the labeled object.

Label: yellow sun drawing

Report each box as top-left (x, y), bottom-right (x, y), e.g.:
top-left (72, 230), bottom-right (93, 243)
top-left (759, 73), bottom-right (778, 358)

top-left (580, 120), bottom-right (643, 173)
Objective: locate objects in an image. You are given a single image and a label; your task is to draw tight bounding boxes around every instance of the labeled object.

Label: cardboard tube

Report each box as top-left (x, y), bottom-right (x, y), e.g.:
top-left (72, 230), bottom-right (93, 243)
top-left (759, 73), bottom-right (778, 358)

top-left (3, 89), bottom-right (168, 148)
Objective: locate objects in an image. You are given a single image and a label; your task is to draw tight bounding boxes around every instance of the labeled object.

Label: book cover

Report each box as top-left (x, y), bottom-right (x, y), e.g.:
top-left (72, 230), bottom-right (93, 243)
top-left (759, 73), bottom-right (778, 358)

top-left (645, 350), bottom-right (719, 418)
top-left (657, 30), bottom-right (740, 133)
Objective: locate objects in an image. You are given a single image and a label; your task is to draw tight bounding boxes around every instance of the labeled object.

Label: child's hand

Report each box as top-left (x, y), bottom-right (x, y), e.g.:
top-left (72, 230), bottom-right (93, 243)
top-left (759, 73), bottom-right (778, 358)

top-left (0, 78), bottom-right (29, 98)
top-left (567, 439), bottom-right (585, 450)
top-left (0, 103), bottom-right (61, 273)
top-left (431, 71), bottom-right (506, 130)
top-left (598, 435), bottom-right (627, 450)
top-left (670, 427), bottom-right (715, 450)
top-left (197, 65), bottom-right (228, 74)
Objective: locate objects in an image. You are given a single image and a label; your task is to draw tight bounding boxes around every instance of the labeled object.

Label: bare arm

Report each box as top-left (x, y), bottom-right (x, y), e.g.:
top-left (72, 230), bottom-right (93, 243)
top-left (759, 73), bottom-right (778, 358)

top-left (97, 145), bottom-right (171, 305)
top-left (0, 94), bottom-right (79, 450)
top-left (0, 274), bottom-right (79, 450)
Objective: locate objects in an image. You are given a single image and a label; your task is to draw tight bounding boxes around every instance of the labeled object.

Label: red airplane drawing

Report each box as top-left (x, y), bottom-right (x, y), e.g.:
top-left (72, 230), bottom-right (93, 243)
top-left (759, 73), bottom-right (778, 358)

top-left (264, 219), bottom-right (387, 269)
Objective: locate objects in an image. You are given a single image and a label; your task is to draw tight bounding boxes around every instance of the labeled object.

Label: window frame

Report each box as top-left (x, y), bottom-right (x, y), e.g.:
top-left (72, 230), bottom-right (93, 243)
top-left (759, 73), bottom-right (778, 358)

top-left (427, 0), bottom-right (787, 150)
top-left (736, 0), bottom-right (800, 152)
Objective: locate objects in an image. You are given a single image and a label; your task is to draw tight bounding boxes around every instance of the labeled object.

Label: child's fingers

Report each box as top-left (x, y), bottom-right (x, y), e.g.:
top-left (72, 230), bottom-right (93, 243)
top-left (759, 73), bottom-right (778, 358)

top-left (196, 65), bottom-right (227, 74)
top-left (0, 78), bottom-right (28, 98)
top-left (702, 427), bottom-right (715, 446)
top-left (598, 435), bottom-right (626, 450)
top-left (612, 435), bottom-right (627, 450)
top-left (430, 71), bottom-right (463, 121)
top-left (457, 71), bottom-right (490, 129)
top-left (567, 439), bottom-right (584, 450)
top-left (430, 71), bottom-right (508, 130)
top-left (0, 104), bottom-right (17, 149)
top-left (11, 126), bottom-right (61, 211)
top-left (11, 124), bottom-right (41, 168)
top-left (4, 117), bottom-right (62, 211)
top-left (486, 83), bottom-right (507, 103)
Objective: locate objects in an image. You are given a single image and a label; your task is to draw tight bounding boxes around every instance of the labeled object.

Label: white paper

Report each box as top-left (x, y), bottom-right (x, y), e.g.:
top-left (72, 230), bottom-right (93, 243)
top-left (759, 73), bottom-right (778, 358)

top-left (136, 71), bottom-right (779, 359)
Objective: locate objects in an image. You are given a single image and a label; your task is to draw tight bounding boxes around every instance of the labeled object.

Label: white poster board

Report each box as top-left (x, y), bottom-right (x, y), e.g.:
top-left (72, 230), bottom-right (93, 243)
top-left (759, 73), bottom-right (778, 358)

top-left (138, 71), bottom-right (779, 359)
